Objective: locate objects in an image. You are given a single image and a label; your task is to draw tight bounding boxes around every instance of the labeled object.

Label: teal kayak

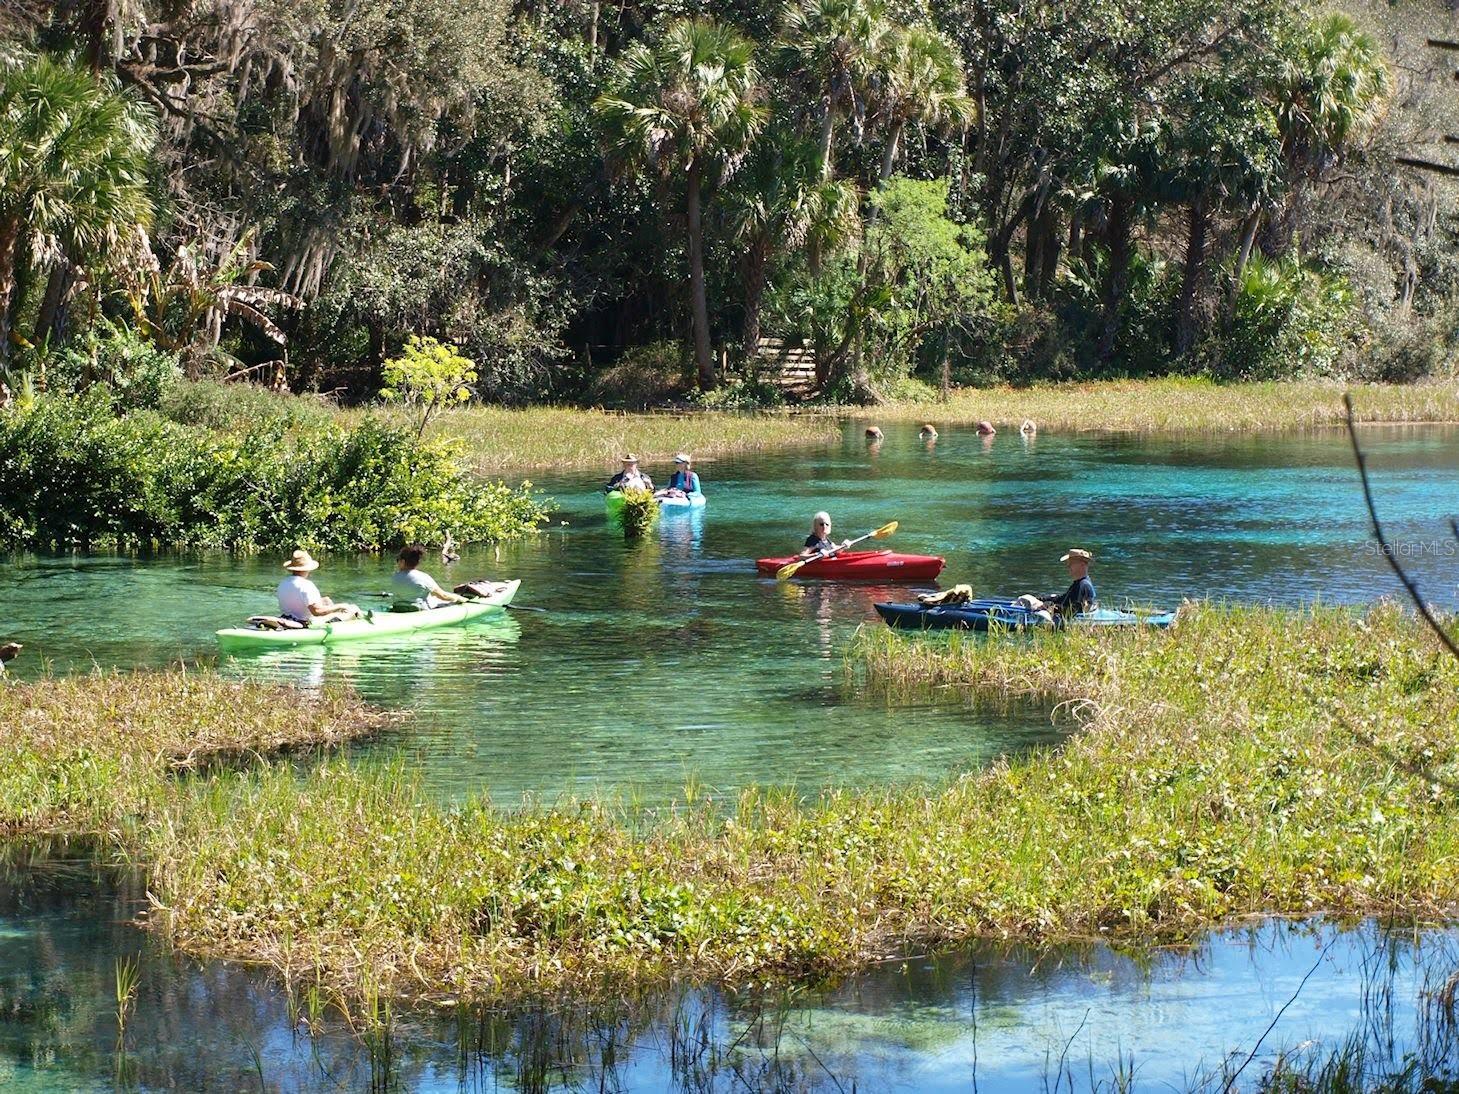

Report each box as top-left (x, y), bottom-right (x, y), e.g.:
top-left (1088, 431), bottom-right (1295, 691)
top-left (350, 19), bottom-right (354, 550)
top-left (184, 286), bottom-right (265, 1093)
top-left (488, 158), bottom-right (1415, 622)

top-left (217, 579), bottom-right (520, 650)
top-left (657, 490), bottom-right (706, 512)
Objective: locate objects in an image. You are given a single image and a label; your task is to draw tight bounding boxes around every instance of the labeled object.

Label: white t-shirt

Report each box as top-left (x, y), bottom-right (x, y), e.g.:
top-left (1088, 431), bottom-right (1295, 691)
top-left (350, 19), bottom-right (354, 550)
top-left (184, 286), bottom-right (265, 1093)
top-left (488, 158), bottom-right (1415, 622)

top-left (277, 575), bottom-right (324, 621)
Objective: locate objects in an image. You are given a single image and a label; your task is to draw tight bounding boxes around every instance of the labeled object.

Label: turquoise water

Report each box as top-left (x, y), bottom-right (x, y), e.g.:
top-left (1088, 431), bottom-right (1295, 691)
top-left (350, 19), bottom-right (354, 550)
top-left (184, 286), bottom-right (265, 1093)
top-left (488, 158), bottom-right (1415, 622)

top-left (4, 424), bottom-right (1456, 802)
top-left (1, 422), bottom-right (1457, 1089)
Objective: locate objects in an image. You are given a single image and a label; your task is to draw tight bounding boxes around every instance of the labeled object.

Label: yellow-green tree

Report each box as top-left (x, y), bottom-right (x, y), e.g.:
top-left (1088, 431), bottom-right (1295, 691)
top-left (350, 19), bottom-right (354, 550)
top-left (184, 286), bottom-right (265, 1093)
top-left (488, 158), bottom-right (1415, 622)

top-left (381, 336), bottom-right (478, 440)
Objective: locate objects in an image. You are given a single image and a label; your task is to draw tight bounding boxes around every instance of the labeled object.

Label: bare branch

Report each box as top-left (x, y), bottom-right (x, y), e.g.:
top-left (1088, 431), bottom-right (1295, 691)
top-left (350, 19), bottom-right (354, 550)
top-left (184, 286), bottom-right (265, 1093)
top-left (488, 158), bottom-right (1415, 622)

top-left (1344, 393), bottom-right (1459, 661)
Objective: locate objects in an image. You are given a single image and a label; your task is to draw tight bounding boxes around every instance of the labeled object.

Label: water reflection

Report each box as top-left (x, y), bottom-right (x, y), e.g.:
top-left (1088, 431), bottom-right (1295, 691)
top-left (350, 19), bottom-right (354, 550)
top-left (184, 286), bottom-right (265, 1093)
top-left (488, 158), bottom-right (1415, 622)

top-left (2, 847), bottom-right (1455, 1091)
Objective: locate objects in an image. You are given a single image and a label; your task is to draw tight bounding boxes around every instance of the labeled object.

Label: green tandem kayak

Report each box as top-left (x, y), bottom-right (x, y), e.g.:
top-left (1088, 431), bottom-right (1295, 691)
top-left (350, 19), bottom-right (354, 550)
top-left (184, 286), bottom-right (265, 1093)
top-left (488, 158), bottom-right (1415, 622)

top-left (216, 579), bottom-right (520, 651)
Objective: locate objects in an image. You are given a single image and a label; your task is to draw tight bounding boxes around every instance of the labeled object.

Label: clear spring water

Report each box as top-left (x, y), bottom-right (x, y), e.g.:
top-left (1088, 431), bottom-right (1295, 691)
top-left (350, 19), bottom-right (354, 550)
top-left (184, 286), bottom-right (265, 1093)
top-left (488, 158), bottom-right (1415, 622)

top-left (1, 422), bottom-right (1456, 1089)
top-left (5, 423), bottom-right (1457, 803)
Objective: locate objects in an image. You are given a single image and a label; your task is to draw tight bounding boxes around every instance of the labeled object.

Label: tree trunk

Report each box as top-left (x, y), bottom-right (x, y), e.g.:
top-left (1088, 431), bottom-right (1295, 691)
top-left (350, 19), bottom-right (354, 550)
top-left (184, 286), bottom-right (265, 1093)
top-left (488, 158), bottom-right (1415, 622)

top-left (1258, 178), bottom-right (1301, 259)
top-left (35, 262), bottom-right (73, 349)
top-left (1226, 205), bottom-right (1262, 325)
top-left (1037, 207), bottom-right (1062, 298)
top-left (0, 216), bottom-right (20, 368)
top-left (1095, 195), bottom-right (1132, 362)
top-left (685, 160), bottom-right (716, 391)
top-left (990, 233), bottom-right (1019, 306)
top-left (878, 121), bottom-right (904, 186)
top-left (741, 239), bottom-right (769, 364)
top-left (818, 101), bottom-right (836, 181)
top-left (808, 105), bottom-right (837, 276)
top-left (1174, 194), bottom-right (1210, 356)
top-left (1233, 205), bottom-right (1260, 282)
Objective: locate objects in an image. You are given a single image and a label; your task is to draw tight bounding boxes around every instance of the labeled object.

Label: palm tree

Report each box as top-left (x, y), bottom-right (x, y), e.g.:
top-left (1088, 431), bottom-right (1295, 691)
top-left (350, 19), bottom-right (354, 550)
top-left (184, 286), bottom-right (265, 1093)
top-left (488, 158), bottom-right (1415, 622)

top-left (595, 19), bottom-right (767, 391)
top-left (0, 54), bottom-right (155, 365)
top-left (777, 0), bottom-right (890, 182)
top-left (724, 133), bottom-right (860, 363)
top-left (873, 27), bottom-right (974, 186)
top-left (1263, 13), bottom-right (1387, 256)
top-left (118, 228), bottom-right (304, 371)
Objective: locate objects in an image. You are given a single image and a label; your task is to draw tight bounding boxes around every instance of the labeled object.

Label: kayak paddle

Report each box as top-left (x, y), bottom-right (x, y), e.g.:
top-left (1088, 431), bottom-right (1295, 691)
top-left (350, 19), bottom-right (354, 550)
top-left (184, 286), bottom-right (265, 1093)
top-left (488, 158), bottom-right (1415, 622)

top-left (775, 521), bottom-right (899, 581)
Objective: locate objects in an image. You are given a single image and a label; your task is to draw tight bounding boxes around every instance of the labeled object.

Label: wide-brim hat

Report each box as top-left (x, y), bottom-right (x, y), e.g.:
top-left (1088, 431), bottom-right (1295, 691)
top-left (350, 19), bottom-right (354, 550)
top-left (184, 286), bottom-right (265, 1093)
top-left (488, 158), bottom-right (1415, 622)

top-left (674, 452), bottom-right (692, 464)
top-left (283, 548), bottom-right (320, 572)
top-left (620, 453), bottom-right (640, 464)
top-left (1060, 548), bottom-right (1093, 563)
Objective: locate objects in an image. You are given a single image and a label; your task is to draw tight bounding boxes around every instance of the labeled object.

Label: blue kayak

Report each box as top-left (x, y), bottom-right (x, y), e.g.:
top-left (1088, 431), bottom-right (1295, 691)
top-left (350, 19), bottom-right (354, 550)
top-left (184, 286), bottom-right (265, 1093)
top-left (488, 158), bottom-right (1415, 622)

top-left (656, 491), bottom-right (706, 512)
top-left (874, 597), bottom-right (1177, 632)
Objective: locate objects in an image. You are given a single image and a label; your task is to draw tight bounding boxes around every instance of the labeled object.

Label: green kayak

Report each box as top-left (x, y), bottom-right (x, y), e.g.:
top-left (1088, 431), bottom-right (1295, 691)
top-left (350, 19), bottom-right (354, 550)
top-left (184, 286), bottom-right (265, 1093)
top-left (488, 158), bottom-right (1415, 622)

top-left (604, 489), bottom-right (627, 517)
top-left (216, 579), bottom-right (520, 651)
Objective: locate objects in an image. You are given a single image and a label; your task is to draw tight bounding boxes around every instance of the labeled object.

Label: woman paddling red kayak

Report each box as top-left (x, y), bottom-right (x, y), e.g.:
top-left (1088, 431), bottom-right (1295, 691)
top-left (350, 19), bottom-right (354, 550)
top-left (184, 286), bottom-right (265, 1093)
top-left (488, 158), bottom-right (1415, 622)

top-left (757, 515), bottom-right (945, 581)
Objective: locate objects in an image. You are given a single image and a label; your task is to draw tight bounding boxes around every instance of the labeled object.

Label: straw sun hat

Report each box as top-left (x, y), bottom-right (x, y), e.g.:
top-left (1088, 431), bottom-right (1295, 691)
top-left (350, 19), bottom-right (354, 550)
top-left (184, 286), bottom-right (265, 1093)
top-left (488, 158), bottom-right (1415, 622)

top-left (283, 548), bottom-right (320, 572)
top-left (1060, 548), bottom-right (1093, 563)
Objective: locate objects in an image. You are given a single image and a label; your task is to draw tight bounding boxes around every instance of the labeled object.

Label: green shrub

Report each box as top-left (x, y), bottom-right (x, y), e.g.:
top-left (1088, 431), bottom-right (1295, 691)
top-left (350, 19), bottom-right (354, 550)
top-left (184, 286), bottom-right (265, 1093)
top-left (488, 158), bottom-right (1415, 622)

top-left (690, 376), bottom-right (785, 410)
top-left (1211, 255), bottom-right (1356, 380)
top-left (586, 342), bottom-right (691, 409)
top-left (0, 392), bottom-right (550, 550)
top-left (47, 320), bottom-right (182, 410)
top-left (158, 379), bottom-right (337, 433)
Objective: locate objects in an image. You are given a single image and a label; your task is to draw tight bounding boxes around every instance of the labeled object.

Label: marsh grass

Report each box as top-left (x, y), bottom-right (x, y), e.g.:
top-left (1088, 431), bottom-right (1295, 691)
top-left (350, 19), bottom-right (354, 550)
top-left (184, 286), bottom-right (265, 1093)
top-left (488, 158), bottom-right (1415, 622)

top-left (863, 377), bottom-right (1459, 433)
top-left (0, 671), bottom-right (384, 836)
top-left (417, 405), bottom-right (839, 473)
top-left (131, 604), bottom-right (1459, 1008)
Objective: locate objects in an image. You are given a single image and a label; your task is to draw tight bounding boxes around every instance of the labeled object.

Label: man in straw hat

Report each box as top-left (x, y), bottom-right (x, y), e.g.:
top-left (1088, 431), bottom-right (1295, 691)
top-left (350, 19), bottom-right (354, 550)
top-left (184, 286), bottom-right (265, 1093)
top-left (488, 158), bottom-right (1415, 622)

top-left (603, 453), bottom-right (653, 493)
top-left (1030, 548), bottom-right (1096, 617)
top-left (276, 549), bottom-right (362, 625)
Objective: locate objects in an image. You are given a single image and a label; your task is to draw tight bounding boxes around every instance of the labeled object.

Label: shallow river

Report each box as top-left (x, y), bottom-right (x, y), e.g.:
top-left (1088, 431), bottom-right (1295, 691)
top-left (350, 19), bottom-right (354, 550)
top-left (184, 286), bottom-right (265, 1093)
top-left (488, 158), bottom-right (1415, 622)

top-left (2, 422), bottom-right (1457, 1088)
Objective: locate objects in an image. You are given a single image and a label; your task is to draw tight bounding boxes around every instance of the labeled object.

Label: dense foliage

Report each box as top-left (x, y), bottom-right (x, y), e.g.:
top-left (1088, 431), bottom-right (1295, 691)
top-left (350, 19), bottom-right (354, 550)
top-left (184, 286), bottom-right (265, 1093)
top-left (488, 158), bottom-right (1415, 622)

top-left (3, 0), bottom-right (1455, 404)
top-left (0, 391), bottom-right (549, 550)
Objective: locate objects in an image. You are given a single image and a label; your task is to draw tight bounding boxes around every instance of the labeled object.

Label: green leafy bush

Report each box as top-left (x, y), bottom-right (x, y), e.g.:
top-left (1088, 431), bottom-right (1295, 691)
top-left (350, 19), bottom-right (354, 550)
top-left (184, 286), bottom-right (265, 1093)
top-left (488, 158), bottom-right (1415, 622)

top-left (47, 320), bottom-right (182, 410)
top-left (689, 376), bottom-right (785, 410)
top-left (0, 392), bottom-right (550, 550)
top-left (586, 342), bottom-right (692, 409)
top-left (158, 379), bottom-right (337, 433)
top-left (380, 335), bottom-right (478, 439)
top-left (1213, 255), bottom-right (1356, 380)
top-left (612, 486), bottom-right (659, 537)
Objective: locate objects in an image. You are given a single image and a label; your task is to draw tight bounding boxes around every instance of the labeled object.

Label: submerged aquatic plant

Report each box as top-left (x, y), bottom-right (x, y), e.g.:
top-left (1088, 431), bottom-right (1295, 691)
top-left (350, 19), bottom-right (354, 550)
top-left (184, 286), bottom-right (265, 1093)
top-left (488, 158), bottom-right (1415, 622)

top-left (616, 487), bottom-right (659, 537)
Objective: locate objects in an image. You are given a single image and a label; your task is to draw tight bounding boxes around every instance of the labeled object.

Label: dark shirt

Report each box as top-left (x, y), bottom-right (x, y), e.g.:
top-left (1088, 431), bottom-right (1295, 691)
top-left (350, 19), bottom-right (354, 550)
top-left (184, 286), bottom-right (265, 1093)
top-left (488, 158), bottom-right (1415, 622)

top-left (804, 534), bottom-right (834, 553)
top-left (1048, 576), bottom-right (1096, 614)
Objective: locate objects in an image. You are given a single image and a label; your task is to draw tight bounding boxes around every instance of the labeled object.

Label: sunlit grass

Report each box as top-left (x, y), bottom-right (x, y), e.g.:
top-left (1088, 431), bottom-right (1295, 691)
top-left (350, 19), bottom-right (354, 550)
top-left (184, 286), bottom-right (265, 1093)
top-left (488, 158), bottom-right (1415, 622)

top-left (860, 377), bottom-right (1459, 432)
top-left (127, 604), bottom-right (1459, 1005)
top-left (0, 671), bottom-right (384, 836)
top-left (421, 405), bottom-right (839, 473)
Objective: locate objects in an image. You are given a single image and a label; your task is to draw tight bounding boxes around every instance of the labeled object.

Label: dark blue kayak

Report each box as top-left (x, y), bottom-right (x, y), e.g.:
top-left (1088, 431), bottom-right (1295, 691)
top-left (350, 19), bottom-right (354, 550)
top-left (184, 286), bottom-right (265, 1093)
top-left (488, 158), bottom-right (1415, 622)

top-left (874, 598), bottom-right (1177, 632)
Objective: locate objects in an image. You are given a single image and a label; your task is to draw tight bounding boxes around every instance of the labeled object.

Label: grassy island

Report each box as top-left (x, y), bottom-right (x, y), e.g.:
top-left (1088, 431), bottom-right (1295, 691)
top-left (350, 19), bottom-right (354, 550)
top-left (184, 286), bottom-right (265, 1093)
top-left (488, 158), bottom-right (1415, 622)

top-left (4, 605), bottom-right (1445, 1009)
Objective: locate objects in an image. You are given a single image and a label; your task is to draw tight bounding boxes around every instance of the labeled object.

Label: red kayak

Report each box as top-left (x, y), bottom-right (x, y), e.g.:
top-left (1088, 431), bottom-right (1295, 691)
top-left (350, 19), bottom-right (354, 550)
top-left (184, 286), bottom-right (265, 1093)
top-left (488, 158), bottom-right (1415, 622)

top-left (755, 549), bottom-right (945, 581)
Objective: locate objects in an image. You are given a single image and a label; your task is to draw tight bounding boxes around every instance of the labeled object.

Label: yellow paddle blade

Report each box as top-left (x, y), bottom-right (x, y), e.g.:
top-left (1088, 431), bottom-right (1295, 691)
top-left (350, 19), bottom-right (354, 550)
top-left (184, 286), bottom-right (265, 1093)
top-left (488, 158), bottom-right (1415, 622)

top-left (870, 521), bottom-right (898, 538)
top-left (775, 558), bottom-right (807, 581)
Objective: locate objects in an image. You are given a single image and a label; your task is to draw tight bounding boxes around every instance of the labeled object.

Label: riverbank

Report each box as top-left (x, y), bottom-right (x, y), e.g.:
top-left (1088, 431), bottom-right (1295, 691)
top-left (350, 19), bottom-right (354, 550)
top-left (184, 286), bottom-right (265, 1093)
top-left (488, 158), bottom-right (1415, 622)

top-left (860, 377), bottom-right (1459, 433)
top-left (0, 390), bottom-right (551, 550)
top-left (0, 672), bottom-right (384, 836)
top-left (425, 378), bottom-right (1459, 473)
top-left (122, 604), bottom-right (1459, 1005)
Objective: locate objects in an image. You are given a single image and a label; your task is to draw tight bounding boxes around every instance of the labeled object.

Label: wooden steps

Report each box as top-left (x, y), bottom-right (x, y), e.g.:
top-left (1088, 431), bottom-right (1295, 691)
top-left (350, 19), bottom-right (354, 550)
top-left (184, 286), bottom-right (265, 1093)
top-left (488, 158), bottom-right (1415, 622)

top-left (754, 338), bottom-right (818, 396)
